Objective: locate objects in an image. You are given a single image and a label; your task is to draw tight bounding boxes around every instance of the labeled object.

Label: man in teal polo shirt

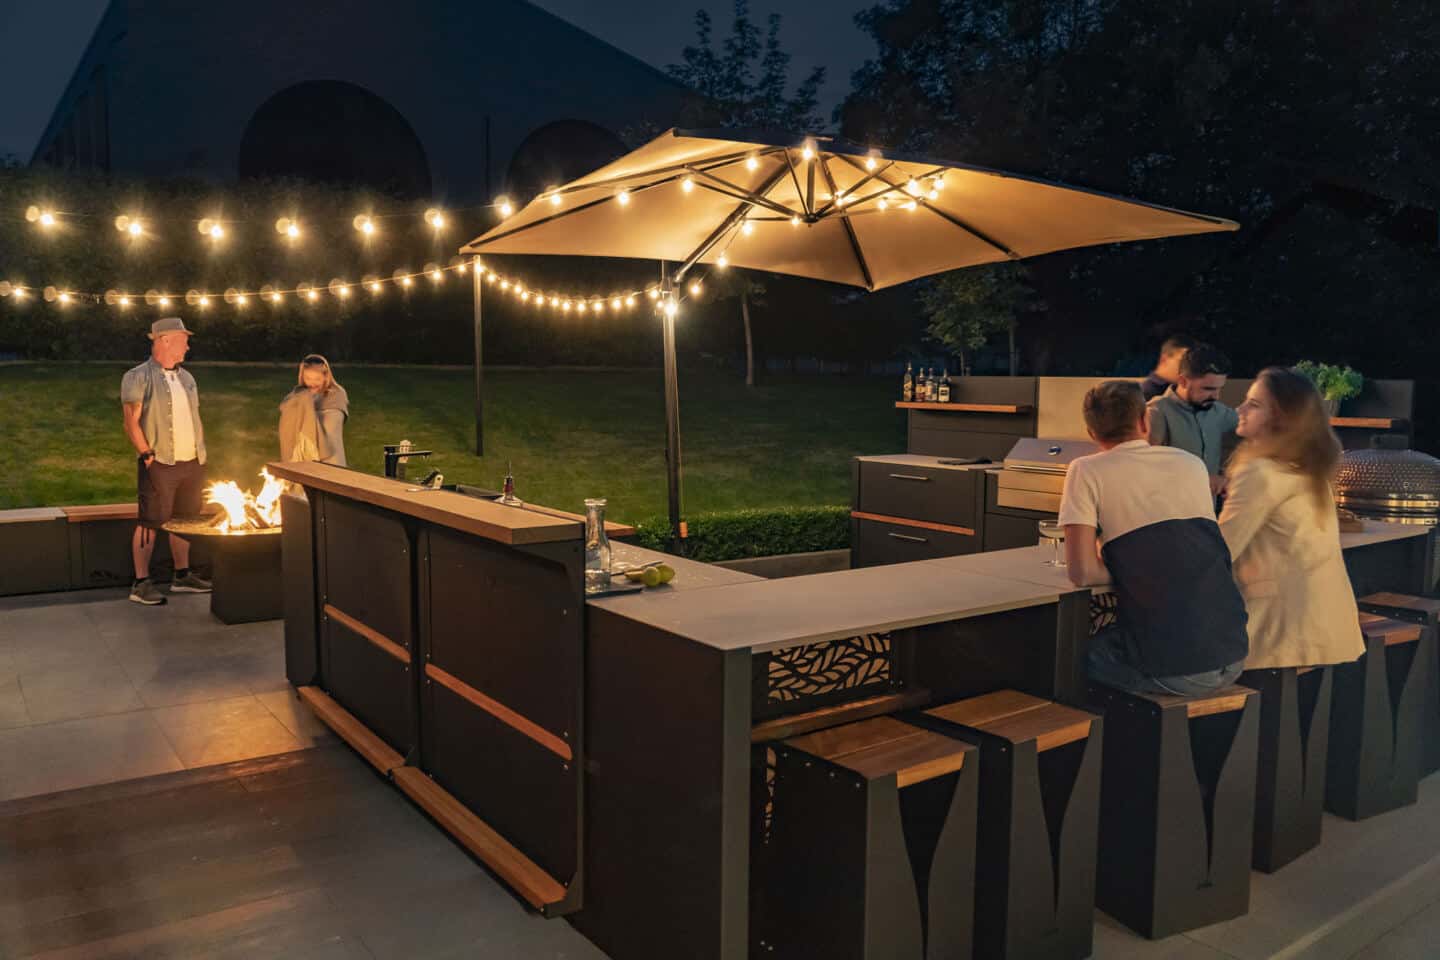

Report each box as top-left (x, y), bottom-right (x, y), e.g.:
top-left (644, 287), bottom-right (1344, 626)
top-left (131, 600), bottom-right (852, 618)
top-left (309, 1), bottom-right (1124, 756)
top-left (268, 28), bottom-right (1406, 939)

top-left (120, 318), bottom-right (212, 605)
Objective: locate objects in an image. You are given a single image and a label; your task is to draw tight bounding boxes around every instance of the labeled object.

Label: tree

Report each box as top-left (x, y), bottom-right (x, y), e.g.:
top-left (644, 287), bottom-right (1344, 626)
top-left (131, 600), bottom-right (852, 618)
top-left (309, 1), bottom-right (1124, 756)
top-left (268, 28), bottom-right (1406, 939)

top-left (919, 264), bottom-right (1032, 375)
top-left (664, 0), bottom-right (825, 385)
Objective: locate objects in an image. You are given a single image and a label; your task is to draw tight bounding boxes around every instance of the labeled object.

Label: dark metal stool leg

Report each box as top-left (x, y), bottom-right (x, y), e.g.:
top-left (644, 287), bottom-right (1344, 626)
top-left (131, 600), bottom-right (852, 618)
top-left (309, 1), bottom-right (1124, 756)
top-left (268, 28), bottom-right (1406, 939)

top-left (1242, 667), bottom-right (1333, 872)
top-left (1326, 633), bottom-right (1427, 820)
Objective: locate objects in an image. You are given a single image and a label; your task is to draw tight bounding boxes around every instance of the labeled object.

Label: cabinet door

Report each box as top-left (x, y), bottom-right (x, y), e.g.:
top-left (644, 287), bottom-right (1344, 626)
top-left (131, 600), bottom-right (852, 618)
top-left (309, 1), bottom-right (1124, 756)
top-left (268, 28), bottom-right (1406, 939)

top-left (858, 462), bottom-right (980, 529)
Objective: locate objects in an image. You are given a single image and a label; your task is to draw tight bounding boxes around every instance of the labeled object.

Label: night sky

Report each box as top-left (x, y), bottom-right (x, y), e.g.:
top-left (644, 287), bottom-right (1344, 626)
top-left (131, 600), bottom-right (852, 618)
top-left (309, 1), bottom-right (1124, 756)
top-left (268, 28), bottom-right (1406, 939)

top-left (0, 0), bottom-right (875, 163)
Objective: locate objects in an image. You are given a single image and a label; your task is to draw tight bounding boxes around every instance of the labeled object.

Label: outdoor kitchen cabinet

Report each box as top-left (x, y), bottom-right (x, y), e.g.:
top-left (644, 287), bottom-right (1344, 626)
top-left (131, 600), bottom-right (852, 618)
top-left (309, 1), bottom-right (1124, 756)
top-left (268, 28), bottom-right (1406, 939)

top-left (850, 455), bottom-right (987, 567)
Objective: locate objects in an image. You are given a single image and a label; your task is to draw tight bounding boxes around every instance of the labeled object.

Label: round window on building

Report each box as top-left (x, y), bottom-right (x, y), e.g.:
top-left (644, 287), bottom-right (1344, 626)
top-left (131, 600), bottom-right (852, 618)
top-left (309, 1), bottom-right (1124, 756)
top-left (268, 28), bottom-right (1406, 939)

top-left (505, 119), bottom-right (627, 205)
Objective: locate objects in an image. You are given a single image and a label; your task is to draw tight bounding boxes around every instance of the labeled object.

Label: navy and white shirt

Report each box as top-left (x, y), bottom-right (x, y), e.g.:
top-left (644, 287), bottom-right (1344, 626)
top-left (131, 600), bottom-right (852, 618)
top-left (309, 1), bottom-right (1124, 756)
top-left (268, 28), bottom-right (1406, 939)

top-left (1059, 439), bottom-right (1248, 677)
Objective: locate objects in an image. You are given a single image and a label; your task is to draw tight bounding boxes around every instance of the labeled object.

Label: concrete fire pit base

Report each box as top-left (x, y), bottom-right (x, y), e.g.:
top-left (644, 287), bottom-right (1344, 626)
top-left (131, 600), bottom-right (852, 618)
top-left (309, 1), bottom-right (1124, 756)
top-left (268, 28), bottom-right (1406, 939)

top-left (163, 522), bottom-right (283, 623)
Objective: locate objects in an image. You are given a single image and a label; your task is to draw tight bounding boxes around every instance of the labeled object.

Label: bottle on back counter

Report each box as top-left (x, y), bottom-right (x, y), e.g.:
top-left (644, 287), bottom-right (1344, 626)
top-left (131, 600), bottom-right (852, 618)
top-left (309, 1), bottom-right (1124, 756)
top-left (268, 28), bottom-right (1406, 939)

top-left (938, 367), bottom-right (951, 403)
top-left (918, 367), bottom-right (929, 402)
top-left (902, 362), bottom-right (914, 402)
top-left (924, 367), bottom-right (935, 402)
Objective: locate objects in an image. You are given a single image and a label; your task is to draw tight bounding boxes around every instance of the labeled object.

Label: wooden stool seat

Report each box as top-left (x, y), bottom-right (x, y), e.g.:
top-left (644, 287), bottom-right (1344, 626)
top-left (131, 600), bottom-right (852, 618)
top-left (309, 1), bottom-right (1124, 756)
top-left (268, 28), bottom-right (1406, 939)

top-left (927, 689), bottom-right (1094, 752)
top-left (751, 688), bottom-right (930, 743)
top-left (758, 715), bottom-right (979, 959)
top-left (1089, 682), bottom-right (1260, 938)
top-left (1359, 613), bottom-right (1423, 647)
top-left (921, 690), bottom-right (1102, 960)
top-left (1358, 593), bottom-right (1440, 625)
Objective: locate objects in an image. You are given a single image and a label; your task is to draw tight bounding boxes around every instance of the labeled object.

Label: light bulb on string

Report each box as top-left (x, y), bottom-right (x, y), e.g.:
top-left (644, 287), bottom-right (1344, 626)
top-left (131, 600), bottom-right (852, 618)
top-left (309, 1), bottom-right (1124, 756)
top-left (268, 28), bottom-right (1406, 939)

top-left (801, 141), bottom-right (815, 160)
top-left (353, 215), bottom-right (376, 236)
top-left (548, 189), bottom-right (562, 207)
top-left (681, 176), bottom-right (694, 193)
top-left (236, 294), bottom-right (249, 307)
top-left (865, 151), bottom-right (880, 171)
top-left (616, 189), bottom-right (630, 206)
top-left (158, 296), bottom-right (171, 307)
top-left (38, 211), bottom-right (56, 229)
top-left (496, 196), bottom-right (514, 218)
top-left (198, 295), bottom-right (210, 308)
top-left (717, 253), bottom-right (729, 269)
top-left (647, 288), bottom-right (659, 300)
top-left (13, 287), bottom-right (26, 299)
top-left (688, 281), bottom-right (702, 296)
top-left (611, 297), bottom-right (622, 310)
top-left (625, 295), bottom-right (636, 308)
top-left (578, 301), bottom-right (588, 313)
top-left (664, 299), bottom-right (679, 319)
top-left (741, 221), bottom-right (754, 237)
top-left (58, 292), bottom-right (72, 305)
top-left (905, 178), bottom-right (922, 197)
top-left (424, 208), bottom-right (446, 229)
top-left (562, 300), bottom-right (572, 312)
top-left (119, 295), bottom-right (130, 307)
top-left (878, 198), bottom-right (889, 212)
top-left (549, 296), bottom-right (559, 307)
top-left (745, 155), bottom-right (759, 171)
top-left (790, 214), bottom-right (800, 226)
top-left (370, 281), bottom-right (383, 293)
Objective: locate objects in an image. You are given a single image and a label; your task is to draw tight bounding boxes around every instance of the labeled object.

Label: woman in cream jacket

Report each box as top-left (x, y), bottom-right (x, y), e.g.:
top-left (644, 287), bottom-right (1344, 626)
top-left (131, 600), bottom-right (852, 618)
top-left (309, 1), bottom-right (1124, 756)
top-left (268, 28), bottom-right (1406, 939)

top-left (1218, 367), bottom-right (1363, 669)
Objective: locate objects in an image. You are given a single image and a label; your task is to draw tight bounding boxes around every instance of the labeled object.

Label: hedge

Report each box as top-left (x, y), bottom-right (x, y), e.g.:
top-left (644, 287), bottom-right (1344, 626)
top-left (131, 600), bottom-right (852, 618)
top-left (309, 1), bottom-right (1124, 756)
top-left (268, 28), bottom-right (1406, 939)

top-left (628, 505), bottom-right (850, 563)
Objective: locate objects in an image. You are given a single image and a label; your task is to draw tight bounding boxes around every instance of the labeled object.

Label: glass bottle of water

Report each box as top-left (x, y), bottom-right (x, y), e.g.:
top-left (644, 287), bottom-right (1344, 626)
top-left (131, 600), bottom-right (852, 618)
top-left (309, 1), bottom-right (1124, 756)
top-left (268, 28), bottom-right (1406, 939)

top-left (584, 498), bottom-right (612, 592)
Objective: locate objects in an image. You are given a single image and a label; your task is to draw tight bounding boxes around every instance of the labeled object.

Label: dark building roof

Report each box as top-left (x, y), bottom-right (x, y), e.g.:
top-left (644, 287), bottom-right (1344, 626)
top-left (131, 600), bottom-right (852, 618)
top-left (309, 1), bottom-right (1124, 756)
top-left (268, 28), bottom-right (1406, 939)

top-left (32, 0), bottom-right (689, 203)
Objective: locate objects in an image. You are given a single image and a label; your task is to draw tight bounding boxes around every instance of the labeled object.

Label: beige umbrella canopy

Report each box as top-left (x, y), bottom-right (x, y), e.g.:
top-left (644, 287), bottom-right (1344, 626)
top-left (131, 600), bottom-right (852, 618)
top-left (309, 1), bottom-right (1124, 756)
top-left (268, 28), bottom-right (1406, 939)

top-left (462, 128), bottom-right (1238, 290)
top-left (461, 128), bottom-right (1239, 543)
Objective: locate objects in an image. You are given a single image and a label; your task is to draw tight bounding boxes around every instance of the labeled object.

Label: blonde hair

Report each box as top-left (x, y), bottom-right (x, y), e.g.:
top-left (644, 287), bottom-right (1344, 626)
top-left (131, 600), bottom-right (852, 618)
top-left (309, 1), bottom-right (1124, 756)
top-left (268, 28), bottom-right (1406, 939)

top-left (1229, 366), bottom-right (1341, 518)
top-left (298, 353), bottom-right (339, 393)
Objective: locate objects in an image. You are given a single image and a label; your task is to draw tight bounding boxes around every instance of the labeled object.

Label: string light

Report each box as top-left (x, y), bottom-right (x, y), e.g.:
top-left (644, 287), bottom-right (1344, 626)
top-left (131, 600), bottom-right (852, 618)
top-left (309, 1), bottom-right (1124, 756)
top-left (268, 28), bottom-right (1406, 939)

top-left (647, 288), bottom-right (659, 300)
top-left (865, 151), bottom-right (880, 171)
top-left (741, 221), bottom-right (754, 237)
top-left (611, 297), bottom-right (622, 310)
top-left (688, 281), bottom-right (701, 296)
top-left (681, 176), bottom-right (694, 193)
top-left (664, 298), bottom-right (678, 318)
top-left (878, 198), bottom-right (889, 212)
top-left (424, 208), bottom-right (446, 229)
top-left (548, 187), bottom-right (562, 207)
top-left (159, 296), bottom-right (171, 307)
top-left (616, 189), bottom-right (631, 206)
top-left (801, 141), bottom-right (815, 160)
top-left (905, 178), bottom-right (922, 197)
top-left (354, 215), bottom-right (376, 236)
top-left (58, 292), bottom-right (72, 305)
top-left (119, 295), bottom-right (131, 307)
top-left (496, 196), bottom-right (514, 218)
top-left (27, 207), bottom-right (57, 229)
top-left (745, 155), bottom-right (759, 171)
top-left (370, 281), bottom-right (383, 293)
top-left (791, 214), bottom-right (801, 226)
top-left (717, 253), bottom-right (729, 268)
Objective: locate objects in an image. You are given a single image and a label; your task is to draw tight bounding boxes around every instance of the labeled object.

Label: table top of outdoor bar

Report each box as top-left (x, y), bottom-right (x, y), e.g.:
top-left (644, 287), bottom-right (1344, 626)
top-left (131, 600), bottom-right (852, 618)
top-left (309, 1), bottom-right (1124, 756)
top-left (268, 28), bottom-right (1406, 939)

top-left (266, 460), bottom-right (633, 544)
top-left (592, 521), bottom-right (1432, 653)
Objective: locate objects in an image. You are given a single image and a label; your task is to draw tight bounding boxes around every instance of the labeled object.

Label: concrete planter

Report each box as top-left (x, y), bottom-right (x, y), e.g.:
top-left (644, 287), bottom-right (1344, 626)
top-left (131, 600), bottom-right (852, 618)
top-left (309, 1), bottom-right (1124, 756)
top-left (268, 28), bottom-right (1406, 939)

top-left (713, 548), bottom-right (851, 580)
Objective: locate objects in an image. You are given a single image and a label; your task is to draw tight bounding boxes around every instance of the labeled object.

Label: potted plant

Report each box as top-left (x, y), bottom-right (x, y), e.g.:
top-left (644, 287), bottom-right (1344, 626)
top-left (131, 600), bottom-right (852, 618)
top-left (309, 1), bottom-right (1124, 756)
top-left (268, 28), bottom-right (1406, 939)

top-left (1295, 361), bottom-right (1364, 417)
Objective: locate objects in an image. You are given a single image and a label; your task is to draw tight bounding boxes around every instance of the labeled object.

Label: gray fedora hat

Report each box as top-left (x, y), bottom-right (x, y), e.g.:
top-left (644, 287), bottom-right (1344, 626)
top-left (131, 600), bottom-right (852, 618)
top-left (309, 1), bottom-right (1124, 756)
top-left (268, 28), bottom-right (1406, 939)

top-left (148, 317), bottom-right (195, 339)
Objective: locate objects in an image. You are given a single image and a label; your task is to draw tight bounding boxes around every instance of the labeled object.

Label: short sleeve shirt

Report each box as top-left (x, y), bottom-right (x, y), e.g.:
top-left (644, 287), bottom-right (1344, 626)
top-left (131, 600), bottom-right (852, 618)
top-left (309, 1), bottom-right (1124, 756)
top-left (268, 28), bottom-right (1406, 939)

top-left (1059, 439), bottom-right (1248, 677)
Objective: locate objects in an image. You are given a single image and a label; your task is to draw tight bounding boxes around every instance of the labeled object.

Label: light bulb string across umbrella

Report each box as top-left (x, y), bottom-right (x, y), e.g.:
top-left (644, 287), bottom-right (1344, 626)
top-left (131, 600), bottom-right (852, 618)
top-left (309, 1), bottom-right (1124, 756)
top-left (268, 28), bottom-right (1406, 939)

top-left (463, 127), bottom-right (1241, 545)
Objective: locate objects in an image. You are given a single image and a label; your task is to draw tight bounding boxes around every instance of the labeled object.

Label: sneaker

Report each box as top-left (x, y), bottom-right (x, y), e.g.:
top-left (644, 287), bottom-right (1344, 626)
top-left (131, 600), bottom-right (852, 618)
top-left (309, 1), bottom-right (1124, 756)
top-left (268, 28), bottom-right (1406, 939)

top-left (170, 571), bottom-right (213, 593)
top-left (129, 578), bottom-right (167, 605)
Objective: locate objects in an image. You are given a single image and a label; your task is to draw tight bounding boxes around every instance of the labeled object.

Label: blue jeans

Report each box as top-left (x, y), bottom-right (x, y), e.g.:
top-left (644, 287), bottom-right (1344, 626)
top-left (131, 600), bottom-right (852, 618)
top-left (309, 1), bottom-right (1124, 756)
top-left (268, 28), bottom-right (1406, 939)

top-left (1087, 625), bottom-right (1244, 696)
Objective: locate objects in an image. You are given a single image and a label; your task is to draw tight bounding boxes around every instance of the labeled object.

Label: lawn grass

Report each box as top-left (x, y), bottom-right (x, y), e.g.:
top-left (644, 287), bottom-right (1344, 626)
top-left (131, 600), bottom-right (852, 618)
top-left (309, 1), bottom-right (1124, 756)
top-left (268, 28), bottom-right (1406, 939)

top-left (0, 364), bottom-right (905, 523)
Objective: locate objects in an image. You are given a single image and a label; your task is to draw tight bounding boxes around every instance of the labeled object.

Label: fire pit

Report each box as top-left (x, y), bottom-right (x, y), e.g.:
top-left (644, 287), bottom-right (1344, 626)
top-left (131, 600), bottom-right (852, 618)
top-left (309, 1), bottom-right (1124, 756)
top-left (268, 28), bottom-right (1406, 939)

top-left (163, 470), bottom-right (285, 624)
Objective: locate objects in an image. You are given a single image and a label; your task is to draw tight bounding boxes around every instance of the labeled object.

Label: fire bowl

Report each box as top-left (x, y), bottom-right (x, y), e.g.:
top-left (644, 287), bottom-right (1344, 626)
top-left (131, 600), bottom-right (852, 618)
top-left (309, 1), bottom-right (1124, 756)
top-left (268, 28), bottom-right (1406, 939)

top-left (162, 520), bottom-right (283, 624)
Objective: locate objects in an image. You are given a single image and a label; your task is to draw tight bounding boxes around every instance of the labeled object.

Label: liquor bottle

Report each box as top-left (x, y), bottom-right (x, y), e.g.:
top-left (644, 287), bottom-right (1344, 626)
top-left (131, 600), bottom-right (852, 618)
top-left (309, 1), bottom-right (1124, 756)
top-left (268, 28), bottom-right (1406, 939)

top-left (938, 367), bottom-right (951, 403)
top-left (902, 362), bottom-right (914, 402)
top-left (922, 367), bottom-right (933, 402)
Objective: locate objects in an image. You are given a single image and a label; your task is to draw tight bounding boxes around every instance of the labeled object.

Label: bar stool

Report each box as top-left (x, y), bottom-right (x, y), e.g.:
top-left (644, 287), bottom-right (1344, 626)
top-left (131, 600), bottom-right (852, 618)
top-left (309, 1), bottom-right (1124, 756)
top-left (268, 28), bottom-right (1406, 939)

top-left (1237, 666), bottom-right (1334, 872)
top-left (1088, 683), bottom-right (1260, 939)
top-left (1356, 593), bottom-right (1440, 776)
top-left (759, 716), bottom-right (978, 960)
top-left (1326, 614), bottom-right (1431, 819)
top-left (917, 690), bottom-right (1102, 960)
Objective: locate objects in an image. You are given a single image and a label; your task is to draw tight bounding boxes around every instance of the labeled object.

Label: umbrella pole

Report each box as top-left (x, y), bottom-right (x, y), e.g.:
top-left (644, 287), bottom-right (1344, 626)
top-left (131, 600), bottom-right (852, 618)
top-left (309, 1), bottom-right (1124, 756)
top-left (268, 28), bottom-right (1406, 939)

top-left (472, 256), bottom-right (484, 456)
top-left (661, 269), bottom-right (683, 550)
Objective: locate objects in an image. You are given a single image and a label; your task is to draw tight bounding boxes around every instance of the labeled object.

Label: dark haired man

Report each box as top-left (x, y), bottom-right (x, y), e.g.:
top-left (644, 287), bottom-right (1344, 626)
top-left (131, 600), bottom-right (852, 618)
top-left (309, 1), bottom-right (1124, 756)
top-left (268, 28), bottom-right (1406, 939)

top-left (1060, 381), bottom-right (1248, 694)
top-left (1147, 343), bottom-right (1239, 497)
top-left (1140, 334), bottom-right (1195, 401)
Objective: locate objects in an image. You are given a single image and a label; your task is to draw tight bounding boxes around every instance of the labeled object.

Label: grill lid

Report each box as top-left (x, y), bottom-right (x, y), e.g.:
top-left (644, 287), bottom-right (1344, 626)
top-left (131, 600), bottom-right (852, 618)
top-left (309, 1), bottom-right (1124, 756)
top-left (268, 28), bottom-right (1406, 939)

top-left (1003, 437), bottom-right (1100, 475)
top-left (1334, 447), bottom-right (1440, 515)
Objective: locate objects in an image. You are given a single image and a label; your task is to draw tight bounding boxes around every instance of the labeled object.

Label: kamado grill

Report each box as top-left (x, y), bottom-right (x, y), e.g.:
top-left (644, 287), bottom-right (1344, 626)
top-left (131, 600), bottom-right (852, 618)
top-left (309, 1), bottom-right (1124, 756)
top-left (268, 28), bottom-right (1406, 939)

top-left (1335, 445), bottom-right (1440, 526)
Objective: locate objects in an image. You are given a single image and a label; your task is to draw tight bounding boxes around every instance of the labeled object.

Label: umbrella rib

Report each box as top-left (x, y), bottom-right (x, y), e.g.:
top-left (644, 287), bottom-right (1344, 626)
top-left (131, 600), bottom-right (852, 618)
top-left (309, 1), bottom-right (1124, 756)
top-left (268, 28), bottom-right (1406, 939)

top-left (835, 155), bottom-right (1021, 260)
top-left (545, 147), bottom-right (762, 197)
top-left (817, 155), bottom-right (875, 290)
top-left (783, 150), bottom-right (809, 217)
top-left (674, 166), bottom-right (792, 281)
top-left (813, 160), bottom-right (899, 218)
top-left (688, 168), bottom-right (797, 218)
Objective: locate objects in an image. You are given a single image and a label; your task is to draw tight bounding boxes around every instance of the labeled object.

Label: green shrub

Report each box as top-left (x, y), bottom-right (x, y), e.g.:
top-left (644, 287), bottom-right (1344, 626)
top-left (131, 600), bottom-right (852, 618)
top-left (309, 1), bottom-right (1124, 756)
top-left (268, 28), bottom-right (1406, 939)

top-left (629, 505), bottom-right (850, 562)
top-left (1294, 360), bottom-right (1364, 402)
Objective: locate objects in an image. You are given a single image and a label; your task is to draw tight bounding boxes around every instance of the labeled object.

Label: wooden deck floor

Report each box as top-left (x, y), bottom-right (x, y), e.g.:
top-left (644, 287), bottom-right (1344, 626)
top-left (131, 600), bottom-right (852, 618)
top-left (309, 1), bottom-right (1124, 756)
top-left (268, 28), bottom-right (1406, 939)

top-left (0, 745), bottom-right (606, 959)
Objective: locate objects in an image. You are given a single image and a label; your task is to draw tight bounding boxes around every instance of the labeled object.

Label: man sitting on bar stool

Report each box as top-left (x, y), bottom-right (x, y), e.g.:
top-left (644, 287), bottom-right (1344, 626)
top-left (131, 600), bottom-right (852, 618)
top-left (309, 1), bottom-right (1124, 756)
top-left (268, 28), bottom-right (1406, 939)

top-left (1060, 380), bottom-right (1250, 695)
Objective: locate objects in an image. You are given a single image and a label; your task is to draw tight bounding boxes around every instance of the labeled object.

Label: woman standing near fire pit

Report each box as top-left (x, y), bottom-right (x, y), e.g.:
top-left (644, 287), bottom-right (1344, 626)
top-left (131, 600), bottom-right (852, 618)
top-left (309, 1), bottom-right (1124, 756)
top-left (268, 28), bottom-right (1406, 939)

top-left (278, 354), bottom-right (349, 466)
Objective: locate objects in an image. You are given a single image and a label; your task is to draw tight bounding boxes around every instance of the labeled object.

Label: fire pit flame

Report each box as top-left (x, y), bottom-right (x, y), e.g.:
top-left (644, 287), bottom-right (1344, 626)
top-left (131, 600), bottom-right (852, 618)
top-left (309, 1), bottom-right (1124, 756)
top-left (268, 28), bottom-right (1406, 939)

top-left (207, 469), bottom-right (285, 533)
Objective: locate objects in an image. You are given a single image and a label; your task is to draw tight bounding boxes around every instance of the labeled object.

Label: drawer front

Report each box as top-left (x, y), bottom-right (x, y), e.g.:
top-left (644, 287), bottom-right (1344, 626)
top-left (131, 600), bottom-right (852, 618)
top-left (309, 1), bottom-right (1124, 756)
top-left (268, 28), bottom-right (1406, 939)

top-left (858, 462), bottom-right (980, 528)
top-left (854, 517), bottom-right (977, 567)
top-left (983, 514), bottom-right (1044, 552)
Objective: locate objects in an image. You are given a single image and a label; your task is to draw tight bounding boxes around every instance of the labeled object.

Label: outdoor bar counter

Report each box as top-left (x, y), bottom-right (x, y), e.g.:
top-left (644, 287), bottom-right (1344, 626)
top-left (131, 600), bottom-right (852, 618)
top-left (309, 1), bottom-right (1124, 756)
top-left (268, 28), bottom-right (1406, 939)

top-left (270, 460), bottom-right (1434, 960)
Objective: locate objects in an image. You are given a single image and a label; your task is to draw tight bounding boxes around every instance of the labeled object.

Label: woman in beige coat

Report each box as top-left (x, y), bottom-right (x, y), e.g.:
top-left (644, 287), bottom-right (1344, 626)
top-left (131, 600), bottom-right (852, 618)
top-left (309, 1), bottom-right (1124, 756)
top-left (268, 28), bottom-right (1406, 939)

top-left (1218, 367), bottom-right (1363, 669)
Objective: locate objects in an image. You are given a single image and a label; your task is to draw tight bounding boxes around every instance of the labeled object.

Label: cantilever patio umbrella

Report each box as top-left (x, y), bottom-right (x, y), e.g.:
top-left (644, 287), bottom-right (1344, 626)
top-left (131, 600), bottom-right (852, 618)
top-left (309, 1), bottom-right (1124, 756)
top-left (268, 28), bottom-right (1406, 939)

top-left (461, 128), bottom-right (1239, 542)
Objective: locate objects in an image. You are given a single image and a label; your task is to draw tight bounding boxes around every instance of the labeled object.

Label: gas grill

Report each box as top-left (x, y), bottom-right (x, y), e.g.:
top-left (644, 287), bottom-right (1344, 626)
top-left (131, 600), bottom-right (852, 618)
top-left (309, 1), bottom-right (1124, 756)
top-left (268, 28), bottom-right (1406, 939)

top-left (994, 438), bottom-right (1100, 514)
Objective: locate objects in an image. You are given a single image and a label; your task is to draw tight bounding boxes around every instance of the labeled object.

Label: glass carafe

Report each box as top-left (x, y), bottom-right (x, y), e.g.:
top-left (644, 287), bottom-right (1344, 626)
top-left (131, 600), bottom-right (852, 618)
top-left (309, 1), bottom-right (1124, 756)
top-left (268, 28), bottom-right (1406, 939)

top-left (584, 498), bottom-right (612, 592)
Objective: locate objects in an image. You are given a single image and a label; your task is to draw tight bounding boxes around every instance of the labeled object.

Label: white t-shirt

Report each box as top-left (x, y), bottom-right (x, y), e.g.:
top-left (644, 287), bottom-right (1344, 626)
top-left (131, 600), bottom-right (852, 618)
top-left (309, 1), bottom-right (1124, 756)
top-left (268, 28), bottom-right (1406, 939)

top-left (1058, 439), bottom-right (1214, 539)
top-left (164, 368), bottom-right (198, 462)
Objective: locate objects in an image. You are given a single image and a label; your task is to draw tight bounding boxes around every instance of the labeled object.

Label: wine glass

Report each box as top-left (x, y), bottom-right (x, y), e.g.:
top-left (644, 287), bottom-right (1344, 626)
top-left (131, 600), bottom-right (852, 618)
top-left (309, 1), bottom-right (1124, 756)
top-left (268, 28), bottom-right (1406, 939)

top-left (1038, 519), bottom-right (1066, 567)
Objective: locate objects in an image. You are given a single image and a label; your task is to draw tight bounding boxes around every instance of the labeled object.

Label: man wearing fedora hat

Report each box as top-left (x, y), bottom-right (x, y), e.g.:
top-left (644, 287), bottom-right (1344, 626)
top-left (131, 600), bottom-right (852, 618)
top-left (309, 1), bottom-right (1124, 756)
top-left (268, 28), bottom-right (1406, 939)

top-left (120, 318), bottom-right (212, 605)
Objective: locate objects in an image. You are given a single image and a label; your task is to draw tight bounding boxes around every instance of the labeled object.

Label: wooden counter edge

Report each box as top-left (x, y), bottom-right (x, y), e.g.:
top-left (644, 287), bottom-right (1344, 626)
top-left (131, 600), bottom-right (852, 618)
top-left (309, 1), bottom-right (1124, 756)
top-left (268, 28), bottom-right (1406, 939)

top-left (267, 461), bottom-right (581, 546)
